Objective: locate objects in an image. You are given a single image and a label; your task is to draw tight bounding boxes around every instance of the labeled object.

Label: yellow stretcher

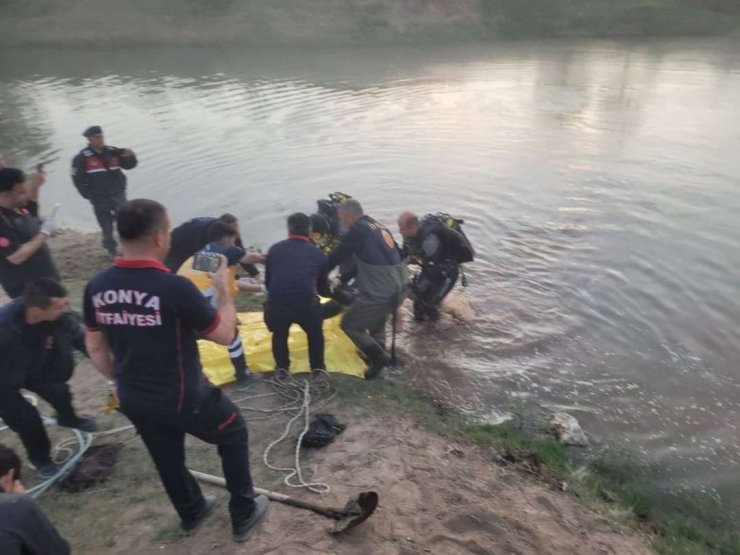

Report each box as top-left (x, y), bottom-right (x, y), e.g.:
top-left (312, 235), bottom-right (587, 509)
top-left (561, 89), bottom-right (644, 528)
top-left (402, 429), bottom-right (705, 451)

top-left (198, 311), bottom-right (366, 386)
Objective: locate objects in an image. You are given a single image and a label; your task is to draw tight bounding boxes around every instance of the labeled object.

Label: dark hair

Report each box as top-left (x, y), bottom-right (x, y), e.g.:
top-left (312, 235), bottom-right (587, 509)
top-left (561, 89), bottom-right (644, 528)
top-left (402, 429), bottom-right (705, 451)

top-left (117, 199), bottom-right (168, 241)
top-left (0, 168), bottom-right (26, 193)
top-left (309, 213), bottom-right (328, 235)
top-left (218, 213), bottom-right (238, 225)
top-left (23, 278), bottom-right (67, 309)
top-left (288, 212), bottom-right (311, 236)
top-left (0, 444), bottom-right (22, 485)
top-left (207, 221), bottom-right (239, 243)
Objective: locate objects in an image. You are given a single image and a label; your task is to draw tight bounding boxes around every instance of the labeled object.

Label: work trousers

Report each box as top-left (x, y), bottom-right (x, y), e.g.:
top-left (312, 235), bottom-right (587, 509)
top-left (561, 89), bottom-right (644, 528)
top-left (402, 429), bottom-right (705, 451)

top-left (341, 296), bottom-right (397, 354)
top-left (0, 380), bottom-right (77, 465)
top-left (90, 191), bottom-right (126, 253)
top-left (264, 302), bottom-right (325, 370)
top-left (121, 387), bottom-right (256, 526)
top-left (413, 264), bottom-right (459, 321)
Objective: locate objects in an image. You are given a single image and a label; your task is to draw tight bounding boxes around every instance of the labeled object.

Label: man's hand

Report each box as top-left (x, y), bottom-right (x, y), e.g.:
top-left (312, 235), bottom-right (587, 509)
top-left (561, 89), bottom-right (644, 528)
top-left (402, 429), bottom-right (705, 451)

top-left (40, 218), bottom-right (58, 237)
top-left (243, 252), bottom-right (266, 265)
top-left (208, 254), bottom-right (230, 293)
top-left (29, 168), bottom-right (46, 189)
top-left (118, 148), bottom-right (133, 158)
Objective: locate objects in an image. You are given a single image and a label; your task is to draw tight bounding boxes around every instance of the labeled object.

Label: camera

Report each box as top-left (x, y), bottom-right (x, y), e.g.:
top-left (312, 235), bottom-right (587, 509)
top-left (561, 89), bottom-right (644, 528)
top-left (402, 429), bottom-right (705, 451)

top-left (192, 253), bottom-right (221, 273)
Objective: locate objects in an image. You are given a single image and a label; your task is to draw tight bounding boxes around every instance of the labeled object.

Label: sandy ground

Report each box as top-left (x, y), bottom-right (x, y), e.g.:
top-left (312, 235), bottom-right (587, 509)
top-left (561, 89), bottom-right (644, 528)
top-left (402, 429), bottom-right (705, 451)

top-left (37, 362), bottom-right (651, 555)
top-left (1, 230), bottom-right (652, 554)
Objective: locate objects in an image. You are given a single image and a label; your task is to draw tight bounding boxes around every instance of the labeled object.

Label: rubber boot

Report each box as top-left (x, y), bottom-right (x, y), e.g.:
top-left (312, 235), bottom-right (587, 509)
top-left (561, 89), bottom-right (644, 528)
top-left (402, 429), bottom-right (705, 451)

top-left (362, 344), bottom-right (391, 380)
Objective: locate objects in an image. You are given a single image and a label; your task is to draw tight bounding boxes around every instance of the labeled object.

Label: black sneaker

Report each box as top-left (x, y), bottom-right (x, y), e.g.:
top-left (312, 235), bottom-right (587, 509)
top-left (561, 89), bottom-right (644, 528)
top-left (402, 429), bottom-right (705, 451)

top-left (180, 495), bottom-right (218, 537)
top-left (235, 369), bottom-right (253, 386)
top-left (311, 368), bottom-right (330, 382)
top-left (56, 415), bottom-right (98, 433)
top-left (30, 461), bottom-right (62, 479)
top-left (232, 495), bottom-right (269, 543)
top-left (274, 368), bottom-right (291, 382)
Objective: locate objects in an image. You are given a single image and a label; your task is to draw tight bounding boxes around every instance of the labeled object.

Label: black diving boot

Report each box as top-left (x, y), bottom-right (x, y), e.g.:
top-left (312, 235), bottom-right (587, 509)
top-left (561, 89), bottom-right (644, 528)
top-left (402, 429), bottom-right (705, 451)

top-left (362, 345), bottom-right (391, 380)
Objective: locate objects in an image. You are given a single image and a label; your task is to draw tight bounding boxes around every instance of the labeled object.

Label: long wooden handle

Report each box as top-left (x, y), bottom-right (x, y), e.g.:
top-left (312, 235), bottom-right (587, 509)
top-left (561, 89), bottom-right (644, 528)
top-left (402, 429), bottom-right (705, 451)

top-left (189, 469), bottom-right (340, 519)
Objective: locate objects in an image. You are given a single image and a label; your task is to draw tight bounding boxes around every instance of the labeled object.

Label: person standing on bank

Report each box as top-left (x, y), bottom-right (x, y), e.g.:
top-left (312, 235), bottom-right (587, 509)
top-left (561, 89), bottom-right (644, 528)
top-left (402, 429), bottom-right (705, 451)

top-left (83, 199), bottom-right (268, 542)
top-left (0, 168), bottom-right (59, 299)
top-left (327, 199), bottom-right (406, 379)
top-left (264, 213), bottom-right (332, 381)
top-left (71, 126), bottom-right (137, 256)
top-left (0, 278), bottom-right (96, 478)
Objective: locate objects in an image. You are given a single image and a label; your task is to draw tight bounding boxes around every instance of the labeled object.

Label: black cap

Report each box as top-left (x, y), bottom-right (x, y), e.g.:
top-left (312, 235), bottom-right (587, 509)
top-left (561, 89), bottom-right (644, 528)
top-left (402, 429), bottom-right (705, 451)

top-left (82, 125), bottom-right (103, 138)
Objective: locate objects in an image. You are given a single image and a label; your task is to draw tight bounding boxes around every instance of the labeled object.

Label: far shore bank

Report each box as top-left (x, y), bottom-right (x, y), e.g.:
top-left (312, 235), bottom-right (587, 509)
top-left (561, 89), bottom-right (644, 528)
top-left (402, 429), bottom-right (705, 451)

top-left (0, 0), bottom-right (739, 48)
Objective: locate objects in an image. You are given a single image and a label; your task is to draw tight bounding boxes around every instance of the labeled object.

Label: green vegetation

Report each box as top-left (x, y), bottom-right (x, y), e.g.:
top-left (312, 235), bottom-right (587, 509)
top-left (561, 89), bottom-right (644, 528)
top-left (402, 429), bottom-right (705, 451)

top-left (334, 374), bottom-right (740, 554)
top-left (480, 0), bottom-right (740, 38)
top-left (1, 0), bottom-right (739, 46)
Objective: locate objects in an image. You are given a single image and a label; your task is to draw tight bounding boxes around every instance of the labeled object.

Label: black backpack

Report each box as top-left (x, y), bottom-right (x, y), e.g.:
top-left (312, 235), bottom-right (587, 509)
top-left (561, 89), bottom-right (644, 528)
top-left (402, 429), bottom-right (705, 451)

top-left (421, 213), bottom-right (475, 264)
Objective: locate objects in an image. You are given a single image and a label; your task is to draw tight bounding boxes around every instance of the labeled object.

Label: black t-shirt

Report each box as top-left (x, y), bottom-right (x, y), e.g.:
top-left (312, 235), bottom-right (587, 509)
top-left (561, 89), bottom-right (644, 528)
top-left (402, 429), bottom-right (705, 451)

top-left (83, 259), bottom-right (220, 414)
top-left (0, 206), bottom-right (60, 298)
top-left (163, 217), bottom-right (216, 272)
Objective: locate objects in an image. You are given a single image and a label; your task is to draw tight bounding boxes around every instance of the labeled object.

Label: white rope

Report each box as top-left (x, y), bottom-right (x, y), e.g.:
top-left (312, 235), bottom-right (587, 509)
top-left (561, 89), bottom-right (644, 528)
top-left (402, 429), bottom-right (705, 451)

top-left (262, 380), bottom-right (331, 493)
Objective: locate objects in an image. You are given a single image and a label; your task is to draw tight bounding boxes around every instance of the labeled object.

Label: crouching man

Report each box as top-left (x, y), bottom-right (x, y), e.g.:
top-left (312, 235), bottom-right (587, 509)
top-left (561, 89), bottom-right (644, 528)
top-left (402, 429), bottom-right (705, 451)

top-left (0, 278), bottom-right (96, 478)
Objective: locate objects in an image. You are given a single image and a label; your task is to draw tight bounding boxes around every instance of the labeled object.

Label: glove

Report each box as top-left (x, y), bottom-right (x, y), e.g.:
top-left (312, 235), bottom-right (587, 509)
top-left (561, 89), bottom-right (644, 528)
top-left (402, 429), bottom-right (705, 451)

top-left (40, 218), bottom-right (58, 236)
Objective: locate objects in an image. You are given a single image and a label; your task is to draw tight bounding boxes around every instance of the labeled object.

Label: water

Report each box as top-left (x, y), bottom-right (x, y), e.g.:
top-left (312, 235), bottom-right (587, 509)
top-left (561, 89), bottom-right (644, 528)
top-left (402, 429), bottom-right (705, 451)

top-left (2, 39), bottom-right (740, 508)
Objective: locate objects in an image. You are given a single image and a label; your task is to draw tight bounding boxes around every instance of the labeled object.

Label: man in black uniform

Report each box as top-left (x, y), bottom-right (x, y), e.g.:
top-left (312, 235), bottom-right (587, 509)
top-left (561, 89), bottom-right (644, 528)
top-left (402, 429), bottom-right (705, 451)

top-left (0, 444), bottom-right (71, 554)
top-left (0, 278), bottom-right (96, 478)
top-left (83, 199), bottom-right (268, 542)
top-left (327, 199), bottom-right (406, 379)
top-left (0, 168), bottom-right (59, 299)
top-left (397, 211), bottom-right (473, 322)
top-left (71, 126), bottom-right (137, 256)
top-left (163, 213), bottom-right (259, 277)
top-left (264, 213), bottom-right (331, 380)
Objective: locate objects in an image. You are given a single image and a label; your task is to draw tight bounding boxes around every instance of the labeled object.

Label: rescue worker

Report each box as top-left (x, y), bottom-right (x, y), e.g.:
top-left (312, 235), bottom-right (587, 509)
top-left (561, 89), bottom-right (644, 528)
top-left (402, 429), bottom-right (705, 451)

top-left (309, 194), bottom-right (357, 319)
top-left (71, 126), bottom-right (137, 256)
top-left (264, 213), bottom-right (332, 381)
top-left (327, 199), bottom-right (406, 379)
top-left (0, 444), bottom-right (71, 554)
top-left (177, 221), bottom-right (265, 385)
top-left (0, 168), bottom-right (59, 299)
top-left (83, 199), bottom-right (269, 541)
top-left (0, 278), bottom-right (96, 478)
top-left (398, 211), bottom-right (469, 322)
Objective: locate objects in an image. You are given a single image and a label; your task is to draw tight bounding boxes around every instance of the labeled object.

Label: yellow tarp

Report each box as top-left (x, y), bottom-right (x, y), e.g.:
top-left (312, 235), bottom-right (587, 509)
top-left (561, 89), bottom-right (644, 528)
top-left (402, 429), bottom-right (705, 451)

top-left (199, 311), bottom-right (366, 386)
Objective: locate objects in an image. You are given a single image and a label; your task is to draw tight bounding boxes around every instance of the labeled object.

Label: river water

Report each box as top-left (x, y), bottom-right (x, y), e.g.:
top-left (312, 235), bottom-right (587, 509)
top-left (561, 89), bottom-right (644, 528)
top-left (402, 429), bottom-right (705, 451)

top-left (1, 39), bottom-right (739, 509)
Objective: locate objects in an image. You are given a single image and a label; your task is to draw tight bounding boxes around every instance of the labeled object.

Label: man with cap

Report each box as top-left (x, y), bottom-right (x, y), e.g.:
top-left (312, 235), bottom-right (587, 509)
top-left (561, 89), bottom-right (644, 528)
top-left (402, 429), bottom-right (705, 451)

top-left (71, 126), bottom-right (137, 256)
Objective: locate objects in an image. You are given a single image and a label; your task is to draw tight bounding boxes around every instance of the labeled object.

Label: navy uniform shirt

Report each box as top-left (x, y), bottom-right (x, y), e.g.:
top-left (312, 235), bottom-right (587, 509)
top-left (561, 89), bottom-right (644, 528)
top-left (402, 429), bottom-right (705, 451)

top-left (265, 235), bottom-right (331, 309)
top-left (0, 206), bottom-right (60, 298)
top-left (83, 259), bottom-right (220, 414)
top-left (327, 215), bottom-right (401, 271)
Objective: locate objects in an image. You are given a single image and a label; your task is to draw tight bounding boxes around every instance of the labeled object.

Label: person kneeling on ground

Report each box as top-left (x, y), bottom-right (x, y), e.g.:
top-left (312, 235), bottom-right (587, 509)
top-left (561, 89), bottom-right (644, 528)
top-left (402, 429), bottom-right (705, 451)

top-left (327, 199), bottom-right (406, 379)
top-left (264, 213), bottom-right (332, 381)
top-left (0, 444), bottom-right (71, 555)
top-left (83, 199), bottom-right (269, 542)
top-left (397, 211), bottom-right (470, 322)
top-left (0, 278), bottom-right (96, 479)
top-left (177, 221), bottom-right (266, 385)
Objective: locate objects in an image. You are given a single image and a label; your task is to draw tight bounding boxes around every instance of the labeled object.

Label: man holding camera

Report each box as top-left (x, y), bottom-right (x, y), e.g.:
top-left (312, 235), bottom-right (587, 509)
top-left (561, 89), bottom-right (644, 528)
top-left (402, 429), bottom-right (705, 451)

top-left (0, 168), bottom-right (59, 299)
top-left (84, 199), bottom-right (268, 542)
top-left (71, 126), bottom-right (137, 256)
